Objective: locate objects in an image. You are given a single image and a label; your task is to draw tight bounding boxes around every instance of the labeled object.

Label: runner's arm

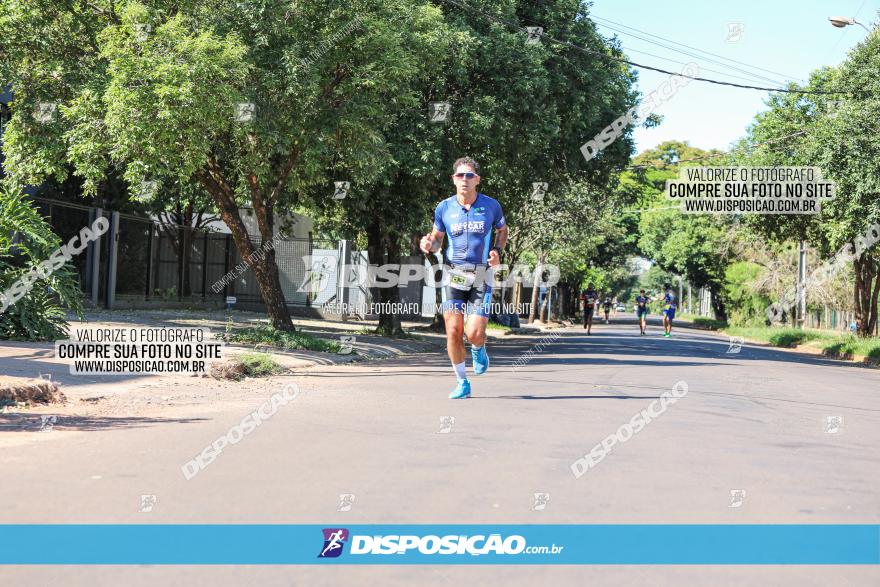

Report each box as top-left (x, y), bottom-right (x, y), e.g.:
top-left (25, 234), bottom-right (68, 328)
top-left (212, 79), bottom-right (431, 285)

top-left (488, 225), bottom-right (508, 266)
top-left (420, 229), bottom-right (444, 254)
top-left (492, 225), bottom-right (508, 251)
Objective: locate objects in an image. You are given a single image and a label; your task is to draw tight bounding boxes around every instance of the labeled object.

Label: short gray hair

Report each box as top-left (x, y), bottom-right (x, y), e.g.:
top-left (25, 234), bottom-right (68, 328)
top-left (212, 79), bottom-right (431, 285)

top-left (452, 157), bottom-right (480, 175)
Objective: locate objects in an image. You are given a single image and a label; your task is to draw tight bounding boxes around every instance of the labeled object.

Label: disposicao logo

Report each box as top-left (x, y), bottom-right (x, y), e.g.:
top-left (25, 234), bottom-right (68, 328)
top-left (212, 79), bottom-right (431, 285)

top-left (318, 528), bottom-right (349, 558)
top-left (318, 531), bottom-right (529, 557)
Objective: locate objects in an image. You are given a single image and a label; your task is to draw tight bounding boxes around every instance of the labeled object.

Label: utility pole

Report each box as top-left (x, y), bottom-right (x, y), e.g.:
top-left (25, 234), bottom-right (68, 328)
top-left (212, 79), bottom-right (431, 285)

top-left (678, 276), bottom-right (683, 313)
top-left (687, 282), bottom-right (692, 315)
top-left (797, 239), bottom-right (807, 329)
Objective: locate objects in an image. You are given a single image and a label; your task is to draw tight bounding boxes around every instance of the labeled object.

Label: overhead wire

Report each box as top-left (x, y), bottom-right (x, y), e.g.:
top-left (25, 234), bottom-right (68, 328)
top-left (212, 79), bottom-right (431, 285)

top-left (437, 0), bottom-right (871, 96)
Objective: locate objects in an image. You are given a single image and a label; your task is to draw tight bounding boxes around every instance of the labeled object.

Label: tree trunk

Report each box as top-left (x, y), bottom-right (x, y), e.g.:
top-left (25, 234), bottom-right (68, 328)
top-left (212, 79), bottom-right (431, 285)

top-left (421, 251), bottom-right (445, 332)
top-left (527, 258), bottom-right (543, 324)
top-left (868, 264), bottom-right (880, 336)
top-left (366, 215), bottom-right (404, 337)
top-left (197, 170), bottom-right (293, 331)
top-left (709, 284), bottom-right (728, 323)
top-left (853, 255), bottom-right (880, 337)
top-left (181, 201), bottom-right (195, 297)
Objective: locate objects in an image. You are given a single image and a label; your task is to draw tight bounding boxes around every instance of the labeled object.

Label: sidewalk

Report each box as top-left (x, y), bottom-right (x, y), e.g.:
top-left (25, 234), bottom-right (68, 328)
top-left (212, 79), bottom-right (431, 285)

top-left (0, 308), bottom-right (549, 413)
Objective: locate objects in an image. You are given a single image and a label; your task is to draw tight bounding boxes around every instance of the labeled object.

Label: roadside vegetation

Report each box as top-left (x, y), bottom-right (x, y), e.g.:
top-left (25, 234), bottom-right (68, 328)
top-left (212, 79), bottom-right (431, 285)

top-left (689, 322), bottom-right (880, 363)
top-left (210, 352), bottom-right (284, 380)
top-left (224, 325), bottom-right (342, 354)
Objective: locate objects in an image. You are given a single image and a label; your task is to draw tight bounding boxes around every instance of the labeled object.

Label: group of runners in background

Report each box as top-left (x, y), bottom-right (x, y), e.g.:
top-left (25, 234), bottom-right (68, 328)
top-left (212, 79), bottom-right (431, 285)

top-left (580, 283), bottom-right (678, 337)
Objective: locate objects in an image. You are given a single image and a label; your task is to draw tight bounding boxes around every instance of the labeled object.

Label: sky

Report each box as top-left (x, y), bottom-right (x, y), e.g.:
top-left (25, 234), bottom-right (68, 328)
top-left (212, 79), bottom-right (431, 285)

top-left (589, 0), bottom-right (879, 154)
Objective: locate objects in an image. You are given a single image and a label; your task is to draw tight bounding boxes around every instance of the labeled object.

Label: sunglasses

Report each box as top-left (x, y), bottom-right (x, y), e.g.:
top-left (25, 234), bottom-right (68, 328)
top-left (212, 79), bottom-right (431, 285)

top-left (453, 172), bottom-right (477, 179)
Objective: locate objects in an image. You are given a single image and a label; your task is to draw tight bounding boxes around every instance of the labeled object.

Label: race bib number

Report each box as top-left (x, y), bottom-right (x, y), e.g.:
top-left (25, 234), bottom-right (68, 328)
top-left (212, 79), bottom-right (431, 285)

top-left (449, 268), bottom-right (476, 291)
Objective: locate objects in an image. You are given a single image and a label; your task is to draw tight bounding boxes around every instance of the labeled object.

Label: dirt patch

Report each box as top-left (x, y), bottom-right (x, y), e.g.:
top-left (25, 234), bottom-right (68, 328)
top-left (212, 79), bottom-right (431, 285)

top-left (0, 376), bottom-right (67, 405)
top-left (210, 359), bottom-right (248, 381)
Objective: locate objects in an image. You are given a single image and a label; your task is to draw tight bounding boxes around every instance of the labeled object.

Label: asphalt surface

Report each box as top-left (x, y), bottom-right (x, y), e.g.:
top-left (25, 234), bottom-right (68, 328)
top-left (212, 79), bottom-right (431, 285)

top-left (3, 317), bottom-right (879, 586)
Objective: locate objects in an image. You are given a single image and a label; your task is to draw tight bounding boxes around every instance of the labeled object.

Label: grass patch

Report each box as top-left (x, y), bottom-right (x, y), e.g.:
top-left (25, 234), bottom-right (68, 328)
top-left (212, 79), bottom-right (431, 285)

top-left (820, 336), bottom-right (880, 361)
top-left (723, 327), bottom-right (880, 361)
top-left (768, 329), bottom-right (826, 348)
top-left (237, 352), bottom-right (284, 377)
top-left (724, 326), bottom-right (833, 347)
top-left (692, 317), bottom-right (728, 330)
top-left (486, 322), bottom-right (513, 331)
top-left (210, 352), bottom-right (284, 380)
top-left (225, 325), bottom-right (341, 353)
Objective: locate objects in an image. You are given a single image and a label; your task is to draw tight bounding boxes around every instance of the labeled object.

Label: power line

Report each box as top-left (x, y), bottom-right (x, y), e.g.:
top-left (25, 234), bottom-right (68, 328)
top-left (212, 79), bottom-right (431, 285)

top-left (590, 14), bottom-right (805, 84)
top-left (591, 20), bottom-right (791, 88)
top-left (437, 0), bottom-right (870, 96)
top-left (613, 45), bottom-right (788, 89)
top-left (625, 130), bottom-right (807, 170)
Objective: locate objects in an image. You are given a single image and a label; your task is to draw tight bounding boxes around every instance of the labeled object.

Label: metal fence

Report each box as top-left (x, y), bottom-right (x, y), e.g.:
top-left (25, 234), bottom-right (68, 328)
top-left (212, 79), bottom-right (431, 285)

top-left (35, 198), bottom-right (350, 311)
top-left (35, 197), bottom-right (541, 320)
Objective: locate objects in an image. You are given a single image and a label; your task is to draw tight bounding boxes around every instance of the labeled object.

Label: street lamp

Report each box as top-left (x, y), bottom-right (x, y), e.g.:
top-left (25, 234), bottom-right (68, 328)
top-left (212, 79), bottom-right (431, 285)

top-left (828, 16), bottom-right (871, 32)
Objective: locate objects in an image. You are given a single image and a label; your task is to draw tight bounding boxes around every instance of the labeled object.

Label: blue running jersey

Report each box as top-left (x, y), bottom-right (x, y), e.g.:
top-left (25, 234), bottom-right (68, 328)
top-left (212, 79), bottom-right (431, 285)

top-left (432, 193), bottom-right (506, 265)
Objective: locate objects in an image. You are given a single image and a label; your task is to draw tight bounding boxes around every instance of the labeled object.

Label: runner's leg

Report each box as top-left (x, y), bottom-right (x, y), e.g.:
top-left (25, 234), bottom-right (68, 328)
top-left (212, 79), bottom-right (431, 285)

top-left (466, 284), bottom-right (492, 374)
top-left (465, 314), bottom-right (488, 347)
top-left (444, 310), bottom-right (466, 369)
top-left (441, 283), bottom-right (468, 380)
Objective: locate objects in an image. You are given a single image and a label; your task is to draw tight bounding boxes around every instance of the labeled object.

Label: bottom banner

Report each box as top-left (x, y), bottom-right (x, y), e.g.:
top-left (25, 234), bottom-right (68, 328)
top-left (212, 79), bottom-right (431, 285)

top-left (0, 525), bottom-right (877, 564)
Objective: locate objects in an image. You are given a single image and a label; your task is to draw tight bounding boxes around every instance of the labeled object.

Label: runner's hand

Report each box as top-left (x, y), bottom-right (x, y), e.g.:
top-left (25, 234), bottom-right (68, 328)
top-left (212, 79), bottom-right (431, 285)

top-left (420, 235), bottom-right (437, 254)
top-left (488, 249), bottom-right (500, 267)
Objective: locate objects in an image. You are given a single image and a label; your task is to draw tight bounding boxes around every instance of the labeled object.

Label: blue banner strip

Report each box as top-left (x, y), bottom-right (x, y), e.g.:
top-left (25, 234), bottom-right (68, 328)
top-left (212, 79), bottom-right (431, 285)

top-left (0, 525), bottom-right (877, 564)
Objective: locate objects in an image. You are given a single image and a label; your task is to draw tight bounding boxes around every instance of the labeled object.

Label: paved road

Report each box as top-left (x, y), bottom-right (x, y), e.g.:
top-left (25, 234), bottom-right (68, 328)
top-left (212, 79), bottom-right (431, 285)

top-left (3, 318), bottom-right (879, 585)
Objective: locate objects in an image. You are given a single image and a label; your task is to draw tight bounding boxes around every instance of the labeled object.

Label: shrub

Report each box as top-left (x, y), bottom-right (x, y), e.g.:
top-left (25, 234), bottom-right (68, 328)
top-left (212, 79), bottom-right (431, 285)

top-left (693, 317), bottom-right (727, 330)
top-left (0, 182), bottom-right (83, 341)
top-left (767, 329), bottom-right (824, 348)
top-left (724, 262), bottom-right (771, 327)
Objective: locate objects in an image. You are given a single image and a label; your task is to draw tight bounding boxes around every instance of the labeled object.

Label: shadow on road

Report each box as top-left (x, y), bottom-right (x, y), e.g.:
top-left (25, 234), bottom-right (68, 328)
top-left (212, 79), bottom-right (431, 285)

top-left (477, 394), bottom-right (664, 400)
top-left (0, 414), bottom-right (208, 433)
top-left (297, 321), bottom-right (880, 380)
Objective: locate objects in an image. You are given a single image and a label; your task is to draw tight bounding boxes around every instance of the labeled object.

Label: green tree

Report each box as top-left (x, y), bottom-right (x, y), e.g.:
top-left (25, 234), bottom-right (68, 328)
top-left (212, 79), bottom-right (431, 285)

top-left (735, 26), bottom-right (880, 335)
top-left (809, 28), bottom-right (880, 335)
top-left (0, 0), bottom-right (439, 331)
top-left (634, 141), bottom-right (733, 321)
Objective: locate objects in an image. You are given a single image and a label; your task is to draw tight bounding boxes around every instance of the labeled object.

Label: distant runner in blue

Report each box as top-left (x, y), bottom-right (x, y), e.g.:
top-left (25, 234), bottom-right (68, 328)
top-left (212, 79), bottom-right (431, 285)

top-left (420, 157), bottom-right (508, 399)
top-left (635, 289), bottom-right (651, 335)
top-left (662, 283), bottom-right (677, 338)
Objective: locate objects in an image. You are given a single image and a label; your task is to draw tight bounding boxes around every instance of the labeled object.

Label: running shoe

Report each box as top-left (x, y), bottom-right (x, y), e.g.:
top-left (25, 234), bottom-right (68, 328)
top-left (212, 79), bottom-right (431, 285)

top-left (472, 345), bottom-right (489, 375)
top-left (449, 379), bottom-right (471, 399)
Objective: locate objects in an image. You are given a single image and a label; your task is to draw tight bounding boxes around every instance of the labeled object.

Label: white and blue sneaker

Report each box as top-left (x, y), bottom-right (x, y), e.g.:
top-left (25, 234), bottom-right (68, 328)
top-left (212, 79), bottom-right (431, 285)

top-left (471, 345), bottom-right (489, 375)
top-left (449, 379), bottom-right (472, 399)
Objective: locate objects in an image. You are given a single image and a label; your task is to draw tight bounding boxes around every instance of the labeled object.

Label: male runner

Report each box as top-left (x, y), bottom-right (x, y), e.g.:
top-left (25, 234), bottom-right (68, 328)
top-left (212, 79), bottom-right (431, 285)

top-left (602, 297), bottom-right (612, 323)
top-left (635, 289), bottom-right (650, 335)
top-left (662, 283), bottom-right (677, 337)
top-left (580, 283), bottom-right (598, 334)
top-left (419, 157), bottom-right (508, 399)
